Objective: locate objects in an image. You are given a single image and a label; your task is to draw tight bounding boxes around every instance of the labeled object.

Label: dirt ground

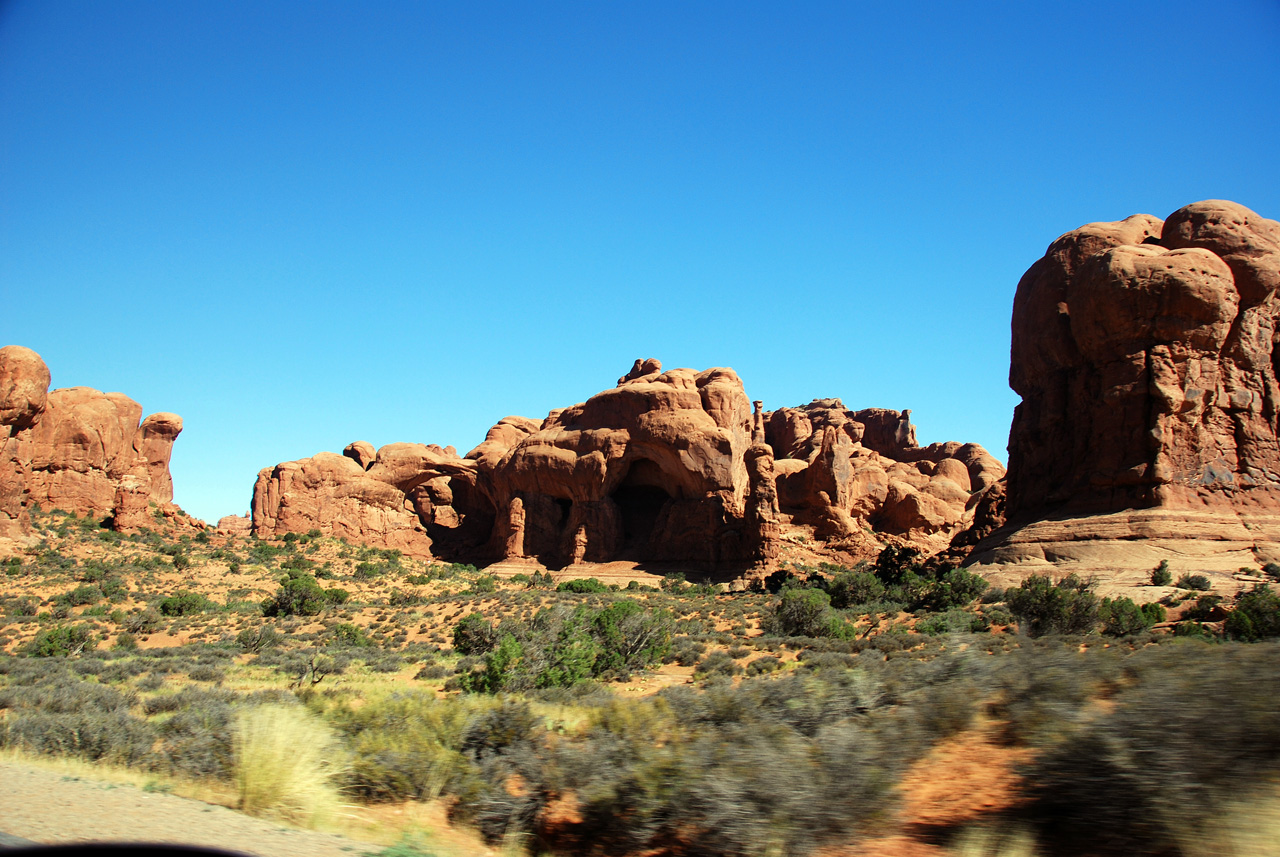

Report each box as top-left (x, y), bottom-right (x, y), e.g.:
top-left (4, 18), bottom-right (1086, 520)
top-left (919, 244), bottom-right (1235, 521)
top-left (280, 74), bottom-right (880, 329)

top-left (0, 760), bottom-right (492, 857)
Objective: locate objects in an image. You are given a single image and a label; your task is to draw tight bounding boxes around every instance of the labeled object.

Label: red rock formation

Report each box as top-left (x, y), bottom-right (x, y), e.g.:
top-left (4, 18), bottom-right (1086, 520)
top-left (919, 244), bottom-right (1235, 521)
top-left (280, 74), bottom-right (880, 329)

top-left (0, 346), bottom-right (186, 537)
top-left (472, 361), bottom-right (772, 569)
top-left (968, 200), bottom-right (1280, 588)
top-left (250, 442), bottom-right (488, 559)
top-left (250, 360), bottom-right (1003, 574)
top-left (766, 399), bottom-right (1004, 547)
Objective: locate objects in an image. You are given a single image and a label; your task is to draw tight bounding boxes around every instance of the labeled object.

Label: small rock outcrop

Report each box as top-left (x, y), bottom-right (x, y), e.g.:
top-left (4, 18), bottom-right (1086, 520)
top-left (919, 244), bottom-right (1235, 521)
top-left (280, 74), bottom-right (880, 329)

top-left (250, 359), bottom-right (1003, 573)
top-left (967, 200), bottom-right (1280, 586)
top-left (0, 346), bottom-right (186, 537)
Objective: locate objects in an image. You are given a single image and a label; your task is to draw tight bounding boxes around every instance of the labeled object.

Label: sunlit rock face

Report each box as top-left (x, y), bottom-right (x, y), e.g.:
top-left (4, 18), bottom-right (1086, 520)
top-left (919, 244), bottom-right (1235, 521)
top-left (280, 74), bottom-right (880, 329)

top-left (968, 200), bottom-right (1280, 588)
top-left (250, 358), bottom-right (1002, 575)
top-left (0, 345), bottom-right (185, 537)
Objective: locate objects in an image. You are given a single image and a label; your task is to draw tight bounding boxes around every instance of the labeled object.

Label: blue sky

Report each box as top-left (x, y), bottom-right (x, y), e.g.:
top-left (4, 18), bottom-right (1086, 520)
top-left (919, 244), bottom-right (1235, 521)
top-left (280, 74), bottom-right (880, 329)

top-left (3, 1), bottom-right (1278, 524)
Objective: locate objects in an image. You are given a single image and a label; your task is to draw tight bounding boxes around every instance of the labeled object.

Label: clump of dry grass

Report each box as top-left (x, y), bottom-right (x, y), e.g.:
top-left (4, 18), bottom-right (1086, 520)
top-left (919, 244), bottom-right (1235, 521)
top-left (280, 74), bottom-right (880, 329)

top-left (949, 824), bottom-right (1038, 857)
top-left (233, 704), bottom-right (345, 826)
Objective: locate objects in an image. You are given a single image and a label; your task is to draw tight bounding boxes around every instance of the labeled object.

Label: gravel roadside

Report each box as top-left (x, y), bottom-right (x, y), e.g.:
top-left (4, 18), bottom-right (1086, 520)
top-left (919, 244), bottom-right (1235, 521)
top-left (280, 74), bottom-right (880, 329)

top-left (0, 763), bottom-right (381, 857)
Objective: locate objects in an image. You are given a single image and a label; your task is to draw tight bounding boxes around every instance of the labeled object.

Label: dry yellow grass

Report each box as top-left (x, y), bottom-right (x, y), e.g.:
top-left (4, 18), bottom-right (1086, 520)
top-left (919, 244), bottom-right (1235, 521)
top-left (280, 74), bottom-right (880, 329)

top-left (233, 704), bottom-right (345, 826)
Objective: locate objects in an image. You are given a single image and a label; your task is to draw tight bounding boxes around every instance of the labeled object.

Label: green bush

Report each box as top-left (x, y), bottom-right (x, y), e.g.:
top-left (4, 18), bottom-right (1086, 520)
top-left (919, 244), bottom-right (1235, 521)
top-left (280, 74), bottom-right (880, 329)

top-left (825, 571), bottom-right (884, 608)
top-left (767, 588), bottom-right (834, 638)
top-left (916, 568), bottom-right (988, 611)
top-left (58, 584), bottom-right (104, 607)
top-left (452, 613), bottom-right (498, 655)
top-left (331, 623), bottom-right (374, 648)
top-left (1176, 573), bottom-right (1213, 591)
top-left (1151, 561), bottom-right (1173, 587)
top-left (157, 591), bottom-right (215, 617)
top-left (1099, 597), bottom-right (1163, 636)
top-left (27, 625), bottom-right (96, 657)
top-left (261, 569), bottom-right (347, 617)
top-left (1005, 574), bottom-right (1099, 637)
top-left (556, 578), bottom-right (609, 594)
top-left (1224, 585), bottom-right (1280, 641)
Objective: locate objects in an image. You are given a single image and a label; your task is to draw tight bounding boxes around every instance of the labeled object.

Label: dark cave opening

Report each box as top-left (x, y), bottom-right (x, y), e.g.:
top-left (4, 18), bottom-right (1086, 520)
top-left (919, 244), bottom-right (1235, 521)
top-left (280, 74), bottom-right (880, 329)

top-left (611, 459), bottom-right (672, 559)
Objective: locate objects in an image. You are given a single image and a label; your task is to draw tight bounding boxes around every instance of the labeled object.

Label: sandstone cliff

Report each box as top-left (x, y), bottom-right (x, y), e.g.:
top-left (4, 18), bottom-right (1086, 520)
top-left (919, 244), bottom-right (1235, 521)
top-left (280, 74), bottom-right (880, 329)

top-left (0, 346), bottom-right (186, 537)
top-left (966, 200), bottom-right (1280, 590)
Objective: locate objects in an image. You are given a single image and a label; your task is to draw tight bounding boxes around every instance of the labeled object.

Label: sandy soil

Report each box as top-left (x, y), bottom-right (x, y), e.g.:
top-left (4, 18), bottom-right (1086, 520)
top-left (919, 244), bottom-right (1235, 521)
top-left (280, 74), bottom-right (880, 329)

top-left (0, 762), bottom-right (383, 857)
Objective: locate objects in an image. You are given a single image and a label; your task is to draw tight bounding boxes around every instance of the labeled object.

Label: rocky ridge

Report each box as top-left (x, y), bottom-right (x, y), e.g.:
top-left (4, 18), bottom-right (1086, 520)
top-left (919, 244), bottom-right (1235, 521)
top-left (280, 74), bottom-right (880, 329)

top-left (0, 345), bottom-right (188, 538)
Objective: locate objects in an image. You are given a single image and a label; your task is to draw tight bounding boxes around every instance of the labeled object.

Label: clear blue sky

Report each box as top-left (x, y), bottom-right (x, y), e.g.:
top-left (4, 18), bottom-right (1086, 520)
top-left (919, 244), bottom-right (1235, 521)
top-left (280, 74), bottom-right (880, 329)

top-left (3, 1), bottom-right (1278, 524)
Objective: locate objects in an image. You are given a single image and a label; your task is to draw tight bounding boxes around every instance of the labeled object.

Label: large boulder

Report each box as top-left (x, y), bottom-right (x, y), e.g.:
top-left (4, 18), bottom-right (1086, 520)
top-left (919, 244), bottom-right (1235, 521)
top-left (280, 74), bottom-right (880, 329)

top-left (0, 346), bottom-right (187, 537)
top-left (967, 200), bottom-right (1280, 588)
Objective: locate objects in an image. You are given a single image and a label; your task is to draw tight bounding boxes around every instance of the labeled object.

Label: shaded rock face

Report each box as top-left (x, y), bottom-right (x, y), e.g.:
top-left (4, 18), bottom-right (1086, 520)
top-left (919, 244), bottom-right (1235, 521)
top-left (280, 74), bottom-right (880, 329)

top-left (968, 200), bottom-right (1280, 584)
top-left (1007, 200), bottom-right (1280, 518)
top-left (0, 346), bottom-right (185, 537)
top-left (252, 360), bottom-right (1003, 571)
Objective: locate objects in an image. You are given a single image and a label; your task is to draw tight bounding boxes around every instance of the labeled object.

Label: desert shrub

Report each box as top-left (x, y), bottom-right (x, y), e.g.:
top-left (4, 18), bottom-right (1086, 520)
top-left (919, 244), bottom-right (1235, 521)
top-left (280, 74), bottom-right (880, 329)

top-left (280, 555), bottom-right (315, 573)
top-left (364, 652), bottom-right (406, 673)
top-left (1264, 562), bottom-right (1280, 582)
top-left (157, 590), bottom-right (215, 616)
top-left (234, 704), bottom-right (344, 825)
top-left (1173, 621), bottom-right (1213, 638)
top-left (1176, 573), bottom-right (1213, 591)
top-left (452, 613), bottom-right (498, 655)
top-left (330, 623), bottom-right (373, 648)
top-left (246, 540), bottom-right (290, 566)
top-left (746, 655), bottom-right (783, 675)
top-left (764, 588), bottom-right (835, 638)
top-left (468, 574), bottom-right (497, 594)
top-left (0, 673), bottom-right (153, 765)
top-left (1098, 597), bottom-right (1163, 636)
top-left (825, 571), bottom-right (884, 608)
top-left (261, 569), bottom-right (347, 617)
top-left (236, 625), bottom-right (284, 653)
top-left (556, 578), bottom-right (609, 594)
top-left (61, 584), bottom-right (104, 607)
top-left (387, 588), bottom-right (423, 607)
top-left (917, 608), bottom-right (988, 636)
top-left (336, 691), bottom-right (483, 802)
top-left (761, 567), bottom-right (800, 594)
top-left (415, 663), bottom-right (449, 680)
top-left (1005, 574), bottom-right (1099, 637)
top-left (456, 600), bottom-right (671, 693)
top-left (353, 561), bottom-right (386, 580)
top-left (4, 595), bottom-right (38, 617)
top-left (695, 651), bottom-right (743, 679)
top-left (151, 686), bottom-right (236, 779)
top-left (26, 625), bottom-right (96, 657)
top-left (1021, 642), bottom-right (1280, 855)
top-left (667, 637), bottom-right (707, 666)
top-left (458, 635), bottom-right (527, 693)
top-left (188, 664), bottom-right (224, 682)
top-left (1223, 585), bottom-right (1280, 641)
top-left (589, 599), bottom-right (673, 679)
top-left (171, 552), bottom-right (191, 571)
top-left (1151, 560), bottom-right (1173, 586)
